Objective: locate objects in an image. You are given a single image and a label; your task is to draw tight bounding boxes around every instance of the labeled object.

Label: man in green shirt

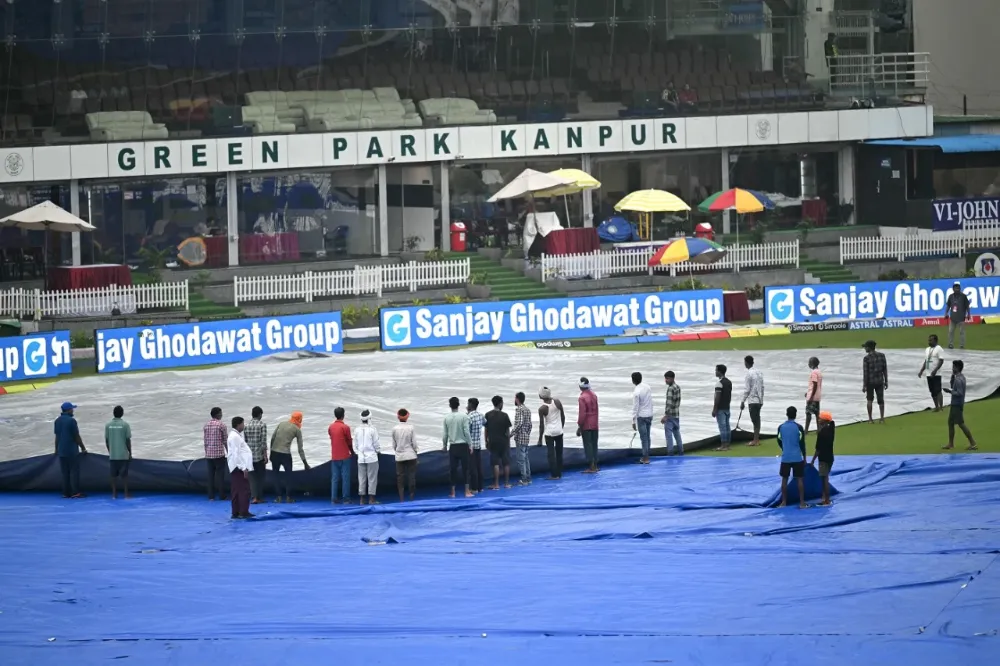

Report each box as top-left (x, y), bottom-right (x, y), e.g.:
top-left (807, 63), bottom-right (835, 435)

top-left (105, 405), bottom-right (133, 499)
top-left (442, 397), bottom-right (474, 499)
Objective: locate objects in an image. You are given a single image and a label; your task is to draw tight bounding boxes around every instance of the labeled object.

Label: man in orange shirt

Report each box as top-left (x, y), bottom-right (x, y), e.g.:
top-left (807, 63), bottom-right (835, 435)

top-left (328, 407), bottom-right (354, 504)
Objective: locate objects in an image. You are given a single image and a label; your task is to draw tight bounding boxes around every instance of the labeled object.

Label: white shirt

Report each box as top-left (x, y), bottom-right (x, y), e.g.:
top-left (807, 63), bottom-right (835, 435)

top-left (632, 383), bottom-right (654, 420)
top-left (226, 430), bottom-right (253, 473)
top-left (743, 368), bottom-right (765, 404)
top-left (353, 423), bottom-right (381, 464)
top-left (924, 345), bottom-right (944, 374)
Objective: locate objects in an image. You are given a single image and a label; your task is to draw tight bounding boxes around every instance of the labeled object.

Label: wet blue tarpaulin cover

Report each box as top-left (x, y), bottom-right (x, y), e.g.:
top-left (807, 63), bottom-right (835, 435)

top-left (1, 454), bottom-right (997, 665)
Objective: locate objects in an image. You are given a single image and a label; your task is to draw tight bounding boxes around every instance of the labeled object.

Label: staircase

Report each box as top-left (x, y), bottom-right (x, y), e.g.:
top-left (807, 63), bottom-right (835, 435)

top-left (446, 253), bottom-right (562, 301)
top-left (799, 259), bottom-right (861, 284)
top-left (189, 289), bottom-right (243, 319)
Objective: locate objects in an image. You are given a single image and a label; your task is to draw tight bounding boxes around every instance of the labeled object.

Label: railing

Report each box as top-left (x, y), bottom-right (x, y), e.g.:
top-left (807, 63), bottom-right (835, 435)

top-left (840, 235), bottom-right (965, 264)
top-left (0, 282), bottom-right (189, 319)
top-left (877, 224), bottom-right (1000, 250)
top-left (233, 258), bottom-right (470, 306)
top-left (829, 52), bottom-right (930, 96)
top-left (540, 241), bottom-right (799, 283)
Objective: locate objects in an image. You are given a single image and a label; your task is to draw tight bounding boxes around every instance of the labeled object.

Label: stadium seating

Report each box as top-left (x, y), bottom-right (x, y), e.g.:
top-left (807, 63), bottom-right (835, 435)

top-left (85, 111), bottom-right (170, 141)
top-left (2, 35), bottom-right (825, 146)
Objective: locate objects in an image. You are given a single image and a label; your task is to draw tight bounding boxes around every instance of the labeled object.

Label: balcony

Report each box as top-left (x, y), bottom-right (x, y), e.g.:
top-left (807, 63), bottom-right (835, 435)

top-left (828, 52), bottom-right (930, 98)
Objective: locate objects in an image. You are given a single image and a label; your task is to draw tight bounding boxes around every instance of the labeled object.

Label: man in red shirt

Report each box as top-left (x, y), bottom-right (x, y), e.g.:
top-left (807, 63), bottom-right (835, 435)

top-left (328, 407), bottom-right (354, 504)
top-left (576, 378), bottom-right (600, 474)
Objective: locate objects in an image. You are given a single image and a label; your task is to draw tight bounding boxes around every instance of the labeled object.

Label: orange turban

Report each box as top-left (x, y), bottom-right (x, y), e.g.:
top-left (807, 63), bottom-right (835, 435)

top-left (290, 412), bottom-right (303, 427)
top-left (819, 411), bottom-right (833, 422)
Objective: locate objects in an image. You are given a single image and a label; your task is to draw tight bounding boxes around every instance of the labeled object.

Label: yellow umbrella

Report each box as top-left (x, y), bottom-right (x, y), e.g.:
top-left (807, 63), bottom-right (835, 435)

top-left (615, 190), bottom-right (691, 241)
top-left (535, 168), bottom-right (602, 228)
top-left (615, 189), bottom-right (691, 213)
top-left (536, 168), bottom-right (602, 197)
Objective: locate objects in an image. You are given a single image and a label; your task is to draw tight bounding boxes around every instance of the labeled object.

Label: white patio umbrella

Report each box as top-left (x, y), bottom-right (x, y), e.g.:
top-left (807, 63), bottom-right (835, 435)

top-left (0, 201), bottom-right (96, 288)
top-left (487, 168), bottom-right (575, 202)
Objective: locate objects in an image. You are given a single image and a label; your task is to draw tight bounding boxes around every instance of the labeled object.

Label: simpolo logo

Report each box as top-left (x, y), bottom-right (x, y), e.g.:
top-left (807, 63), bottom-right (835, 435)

top-left (535, 340), bottom-right (571, 349)
top-left (22, 338), bottom-right (48, 376)
top-left (767, 289), bottom-right (795, 324)
top-left (383, 311), bottom-right (411, 347)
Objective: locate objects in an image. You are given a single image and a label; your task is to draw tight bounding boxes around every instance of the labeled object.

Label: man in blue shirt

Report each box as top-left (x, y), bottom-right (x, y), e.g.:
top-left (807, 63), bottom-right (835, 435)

top-left (54, 401), bottom-right (88, 498)
top-left (776, 406), bottom-right (807, 509)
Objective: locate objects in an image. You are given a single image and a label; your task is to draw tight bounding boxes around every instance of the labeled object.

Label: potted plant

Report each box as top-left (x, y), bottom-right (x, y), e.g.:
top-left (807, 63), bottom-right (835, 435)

top-left (466, 270), bottom-right (491, 300)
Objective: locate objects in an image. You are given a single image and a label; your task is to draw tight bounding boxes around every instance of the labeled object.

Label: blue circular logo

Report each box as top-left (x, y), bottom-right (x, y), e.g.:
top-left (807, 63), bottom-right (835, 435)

top-left (767, 289), bottom-right (795, 323)
top-left (22, 338), bottom-right (47, 376)
top-left (383, 312), bottom-right (411, 347)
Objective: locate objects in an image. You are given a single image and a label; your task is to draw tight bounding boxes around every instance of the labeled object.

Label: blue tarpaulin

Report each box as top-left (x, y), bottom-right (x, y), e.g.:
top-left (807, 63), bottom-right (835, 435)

top-left (1, 454), bottom-right (997, 665)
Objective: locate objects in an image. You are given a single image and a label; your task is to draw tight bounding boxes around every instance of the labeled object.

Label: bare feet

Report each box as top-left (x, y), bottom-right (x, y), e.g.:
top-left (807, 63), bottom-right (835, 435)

top-left (464, 491), bottom-right (474, 498)
top-left (942, 444), bottom-right (954, 450)
top-left (489, 485), bottom-right (499, 490)
top-left (819, 500), bottom-right (832, 506)
top-left (798, 503), bottom-right (809, 509)
top-left (449, 492), bottom-right (456, 498)
top-left (777, 502), bottom-right (786, 508)
top-left (504, 484), bottom-right (513, 489)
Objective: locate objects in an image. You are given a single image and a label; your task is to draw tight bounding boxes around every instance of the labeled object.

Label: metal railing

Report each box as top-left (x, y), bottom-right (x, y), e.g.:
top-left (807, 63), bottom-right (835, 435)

top-left (233, 258), bottom-right (470, 306)
top-left (840, 235), bottom-right (965, 264)
top-left (829, 52), bottom-right (930, 96)
top-left (541, 241), bottom-right (799, 282)
top-left (0, 282), bottom-right (189, 319)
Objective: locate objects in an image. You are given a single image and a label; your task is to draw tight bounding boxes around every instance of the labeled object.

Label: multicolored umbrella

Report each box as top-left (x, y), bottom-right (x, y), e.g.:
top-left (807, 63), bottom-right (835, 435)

top-left (648, 237), bottom-right (727, 267)
top-left (697, 188), bottom-right (775, 214)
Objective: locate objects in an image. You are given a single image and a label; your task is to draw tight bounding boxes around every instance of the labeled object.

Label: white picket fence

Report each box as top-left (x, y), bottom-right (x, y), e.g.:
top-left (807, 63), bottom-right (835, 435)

top-left (0, 282), bottom-right (189, 319)
top-left (840, 235), bottom-right (966, 264)
top-left (878, 224), bottom-right (1000, 251)
top-left (540, 241), bottom-right (799, 282)
top-left (233, 258), bottom-right (470, 305)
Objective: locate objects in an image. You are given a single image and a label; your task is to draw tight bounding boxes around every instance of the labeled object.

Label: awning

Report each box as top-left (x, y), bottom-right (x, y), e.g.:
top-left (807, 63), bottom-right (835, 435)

top-left (865, 135), bottom-right (1000, 153)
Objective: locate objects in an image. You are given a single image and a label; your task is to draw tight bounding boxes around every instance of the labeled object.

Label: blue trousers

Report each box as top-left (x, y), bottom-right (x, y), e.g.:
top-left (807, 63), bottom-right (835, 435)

top-left (636, 417), bottom-right (653, 457)
top-left (716, 410), bottom-right (732, 444)
top-left (331, 459), bottom-right (351, 501)
top-left (664, 417), bottom-right (683, 453)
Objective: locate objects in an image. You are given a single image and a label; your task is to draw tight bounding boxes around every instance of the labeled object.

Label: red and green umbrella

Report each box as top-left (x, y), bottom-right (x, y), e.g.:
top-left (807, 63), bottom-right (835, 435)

top-left (698, 188), bottom-right (776, 213)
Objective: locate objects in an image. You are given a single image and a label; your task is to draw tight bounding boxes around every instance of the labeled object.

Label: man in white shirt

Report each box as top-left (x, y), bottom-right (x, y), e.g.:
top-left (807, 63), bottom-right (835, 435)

top-left (631, 372), bottom-right (655, 464)
top-left (354, 409), bottom-right (381, 505)
top-left (226, 417), bottom-right (254, 519)
top-left (741, 355), bottom-right (765, 447)
top-left (918, 333), bottom-right (945, 412)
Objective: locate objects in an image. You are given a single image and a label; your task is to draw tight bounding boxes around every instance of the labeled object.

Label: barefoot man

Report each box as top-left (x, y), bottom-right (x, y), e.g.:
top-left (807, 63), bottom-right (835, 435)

top-left (943, 359), bottom-right (977, 451)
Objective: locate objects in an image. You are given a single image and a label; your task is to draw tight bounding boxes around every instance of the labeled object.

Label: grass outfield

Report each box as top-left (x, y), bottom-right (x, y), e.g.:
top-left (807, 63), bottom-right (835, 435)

top-left (691, 395), bottom-right (998, 458)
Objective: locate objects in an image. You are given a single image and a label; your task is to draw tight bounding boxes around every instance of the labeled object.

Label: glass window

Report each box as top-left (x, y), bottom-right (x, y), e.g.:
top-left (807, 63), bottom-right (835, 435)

top-left (81, 177), bottom-right (226, 268)
top-left (235, 168), bottom-right (378, 264)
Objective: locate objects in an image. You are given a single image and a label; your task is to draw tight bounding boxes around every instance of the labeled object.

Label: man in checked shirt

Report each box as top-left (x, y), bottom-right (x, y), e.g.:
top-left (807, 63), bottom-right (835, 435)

top-left (466, 398), bottom-right (486, 494)
top-left (862, 340), bottom-right (889, 424)
top-left (512, 392), bottom-right (533, 485)
top-left (203, 407), bottom-right (229, 501)
top-left (244, 406), bottom-right (268, 504)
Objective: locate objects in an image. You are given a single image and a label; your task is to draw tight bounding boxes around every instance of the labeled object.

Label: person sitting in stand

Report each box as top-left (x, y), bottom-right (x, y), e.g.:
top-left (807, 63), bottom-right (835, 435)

top-left (678, 84), bottom-right (698, 113)
top-left (661, 82), bottom-right (680, 112)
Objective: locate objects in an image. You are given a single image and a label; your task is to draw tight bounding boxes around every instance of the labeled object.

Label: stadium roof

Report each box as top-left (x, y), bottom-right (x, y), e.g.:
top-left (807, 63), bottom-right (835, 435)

top-left (865, 135), bottom-right (1000, 153)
